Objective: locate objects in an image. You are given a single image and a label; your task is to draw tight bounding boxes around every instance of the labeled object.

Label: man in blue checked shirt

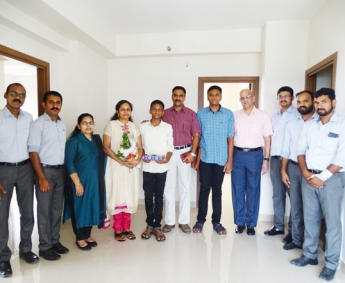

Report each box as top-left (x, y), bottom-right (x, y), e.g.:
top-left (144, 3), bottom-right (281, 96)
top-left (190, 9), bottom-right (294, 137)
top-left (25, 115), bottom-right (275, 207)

top-left (192, 85), bottom-right (234, 236)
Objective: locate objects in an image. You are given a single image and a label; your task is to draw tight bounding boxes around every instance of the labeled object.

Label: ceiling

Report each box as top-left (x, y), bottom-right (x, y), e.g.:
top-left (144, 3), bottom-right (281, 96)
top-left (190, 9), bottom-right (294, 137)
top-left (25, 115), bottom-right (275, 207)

top-left (2, 0), bottom-right (328, 56)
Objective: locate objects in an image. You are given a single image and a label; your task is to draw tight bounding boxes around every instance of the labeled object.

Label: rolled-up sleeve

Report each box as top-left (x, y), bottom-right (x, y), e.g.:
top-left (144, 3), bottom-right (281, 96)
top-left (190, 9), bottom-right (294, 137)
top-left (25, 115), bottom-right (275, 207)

top-left (28, 119), bottom-right (42, 153)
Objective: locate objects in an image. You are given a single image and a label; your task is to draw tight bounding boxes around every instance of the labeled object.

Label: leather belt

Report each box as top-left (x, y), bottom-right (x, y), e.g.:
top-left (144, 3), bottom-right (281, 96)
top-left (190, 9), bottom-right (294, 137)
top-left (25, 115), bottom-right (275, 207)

top-left (308, 169), bottom-right (322, 174)
top-left (290, 160), bottom-right (298, 166)
top-left (272, 155), bottom-right (282, 160)
top-left (0, 159), bottom-right (29, 167)
top-left (234, 146), bottom-right (262, 152)
top-left (174, 144), bottom-right (191, 150)
top-left (41, 164), bottom-right (63, 169)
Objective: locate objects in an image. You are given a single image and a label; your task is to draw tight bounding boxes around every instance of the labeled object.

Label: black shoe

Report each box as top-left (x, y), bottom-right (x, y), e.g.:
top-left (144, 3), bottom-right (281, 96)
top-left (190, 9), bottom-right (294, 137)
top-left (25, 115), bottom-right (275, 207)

top-left (0, 261), bottom-right (12, 278)
top-left (235, 225), bottom-right (245, 234)
top-left (264, 226), bottom-right (284, 236)
top-left (76, 241), bottom-right (91, 251)
top-left (283, 242), bottom-right (302, 250)
top-left (247, 227), bottom-right (255, 236)
top-left (319, 267), bottom-right (336, 281)
top-left (85, 240), bottom-right (97, 247)
top-left (290, 255), bottom-right (318, 266)
top-left (19, 251), bottom-right (39, 264)
top-left (52, 242), bottom-right (69, 254)
top-left (39, 248), bottom-right (61, 261)
top-left (282, 232), bottom-right (293, 243)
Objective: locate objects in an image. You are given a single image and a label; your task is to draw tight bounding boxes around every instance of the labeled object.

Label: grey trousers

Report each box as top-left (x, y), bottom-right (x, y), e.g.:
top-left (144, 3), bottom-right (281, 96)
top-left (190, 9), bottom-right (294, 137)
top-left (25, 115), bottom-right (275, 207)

top-left (270, 157), bottom-right (292, 231)
top-left (0, 162), bottom-right (34, 262)
top-left (302, 172), bottom-right (345, 270)
top-left (35, 166), bottom-right (66, 251)
top-left (287, 162), bottom-right (304, 246)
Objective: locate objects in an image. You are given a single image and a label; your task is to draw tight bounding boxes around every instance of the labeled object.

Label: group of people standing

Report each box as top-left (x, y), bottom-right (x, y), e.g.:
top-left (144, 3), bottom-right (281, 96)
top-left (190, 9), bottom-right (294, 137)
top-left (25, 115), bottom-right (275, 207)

top-left (0, 83), bottom-right (344, 282)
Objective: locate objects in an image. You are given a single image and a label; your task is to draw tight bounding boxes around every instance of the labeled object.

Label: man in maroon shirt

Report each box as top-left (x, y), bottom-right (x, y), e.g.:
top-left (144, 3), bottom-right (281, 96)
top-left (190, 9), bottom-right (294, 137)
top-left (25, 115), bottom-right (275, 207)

top-left (162, 86), bottom-right (201, 233)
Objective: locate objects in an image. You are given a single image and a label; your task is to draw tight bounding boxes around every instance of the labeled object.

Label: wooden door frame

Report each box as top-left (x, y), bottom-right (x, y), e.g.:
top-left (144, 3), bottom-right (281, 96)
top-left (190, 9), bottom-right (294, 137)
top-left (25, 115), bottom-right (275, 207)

top-left (198, 76), bottom-right (260, 109)
top-left (0, 44), bottom-right (50, 116)
top-left (305, 52), bottom-right (337, 91)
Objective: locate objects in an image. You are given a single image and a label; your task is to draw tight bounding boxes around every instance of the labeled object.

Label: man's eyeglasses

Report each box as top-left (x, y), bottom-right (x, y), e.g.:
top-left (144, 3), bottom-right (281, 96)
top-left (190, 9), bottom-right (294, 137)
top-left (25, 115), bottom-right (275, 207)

top-left (240, 94), bottom-right (253, 101)
top-left (278, 95), bottom-right (291, 100)
top-left (10, 91), bottom-right (26, 99)
top-left (80, 121), bottom-right (94, 126)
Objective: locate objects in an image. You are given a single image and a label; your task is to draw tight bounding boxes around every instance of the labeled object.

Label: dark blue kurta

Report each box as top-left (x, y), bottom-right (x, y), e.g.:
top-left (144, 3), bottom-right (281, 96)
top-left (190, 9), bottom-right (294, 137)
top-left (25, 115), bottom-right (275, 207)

top-left (64, 133), bottom-right (105, 228)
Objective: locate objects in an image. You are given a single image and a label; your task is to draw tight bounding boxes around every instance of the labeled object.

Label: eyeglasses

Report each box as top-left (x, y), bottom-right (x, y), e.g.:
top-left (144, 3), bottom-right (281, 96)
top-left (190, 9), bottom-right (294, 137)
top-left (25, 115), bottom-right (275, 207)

top-left (10, 91), bottom-right (26, 99)
top-left (240, 94), bottom-right (253, 101)
top-left (278, 95), bottom-right (291, 100)
top-left (80, 121), bottom-right (94, 126)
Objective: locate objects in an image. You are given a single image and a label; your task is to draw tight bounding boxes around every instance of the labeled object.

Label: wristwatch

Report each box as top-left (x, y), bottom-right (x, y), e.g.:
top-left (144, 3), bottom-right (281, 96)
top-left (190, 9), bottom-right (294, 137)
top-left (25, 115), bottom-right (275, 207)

top-left (263, 157), bottom-right (269, 161)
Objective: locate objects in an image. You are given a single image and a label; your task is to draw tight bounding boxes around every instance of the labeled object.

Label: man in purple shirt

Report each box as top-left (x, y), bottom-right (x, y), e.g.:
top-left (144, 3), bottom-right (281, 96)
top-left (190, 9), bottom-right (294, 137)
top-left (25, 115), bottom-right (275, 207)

top-left (162, 86), bottom-right (201, 233)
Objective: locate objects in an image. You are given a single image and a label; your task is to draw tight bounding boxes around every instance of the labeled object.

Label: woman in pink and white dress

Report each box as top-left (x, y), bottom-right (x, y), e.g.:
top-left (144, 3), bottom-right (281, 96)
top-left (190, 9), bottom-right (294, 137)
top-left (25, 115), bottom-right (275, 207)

top-left (103, 100), bottom-right (143, 242)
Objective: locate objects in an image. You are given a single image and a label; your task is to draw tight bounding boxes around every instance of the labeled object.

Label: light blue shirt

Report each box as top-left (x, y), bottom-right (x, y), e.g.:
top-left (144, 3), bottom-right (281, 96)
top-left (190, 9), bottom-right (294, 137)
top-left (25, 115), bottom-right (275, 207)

top-left (0, 106), bottom-right (32, 162)
top-left (270, 105), bottom-right (298, 156)
top-left (297, 112), bottom-right (345, 171)
top-left (197, 105), bottom-right (234, 166)
top-left (281, 112), bottom-right (319, 162)
top-left (28, 112), bottom-right (66, 165)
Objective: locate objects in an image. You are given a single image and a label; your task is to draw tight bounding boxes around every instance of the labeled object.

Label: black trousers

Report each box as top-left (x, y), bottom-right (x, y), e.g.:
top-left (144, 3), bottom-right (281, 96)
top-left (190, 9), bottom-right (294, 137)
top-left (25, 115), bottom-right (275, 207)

top-left (143, 171), bottom-right (167, 229)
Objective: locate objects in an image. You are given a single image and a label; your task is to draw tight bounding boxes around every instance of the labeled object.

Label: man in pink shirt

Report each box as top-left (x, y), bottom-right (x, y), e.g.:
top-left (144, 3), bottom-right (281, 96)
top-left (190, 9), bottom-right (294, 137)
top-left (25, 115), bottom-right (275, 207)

top-left (231, 89), bottom-right (272, 235)
top-left (162, 86), bottom-right (201, 233)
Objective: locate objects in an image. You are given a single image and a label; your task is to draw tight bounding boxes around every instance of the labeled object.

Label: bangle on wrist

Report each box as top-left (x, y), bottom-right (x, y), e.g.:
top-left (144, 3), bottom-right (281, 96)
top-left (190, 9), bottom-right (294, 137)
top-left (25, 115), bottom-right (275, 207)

top-left (190, 152), bottom-right (196, 157)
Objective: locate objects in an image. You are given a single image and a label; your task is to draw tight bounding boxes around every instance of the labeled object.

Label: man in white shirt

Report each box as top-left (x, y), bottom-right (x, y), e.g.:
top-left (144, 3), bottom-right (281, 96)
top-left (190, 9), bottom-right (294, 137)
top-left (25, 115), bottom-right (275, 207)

top-left (291, 88), bottom-right (345, 282)
top-left (140, 100), bottom-right (174, 241)
top-left (265, 86), bottom-right (298, 243)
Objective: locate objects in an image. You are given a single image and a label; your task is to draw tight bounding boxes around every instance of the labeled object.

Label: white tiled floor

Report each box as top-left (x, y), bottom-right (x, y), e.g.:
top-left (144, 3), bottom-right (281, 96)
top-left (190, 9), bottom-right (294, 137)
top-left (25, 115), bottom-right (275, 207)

top-left (7, 175), bottom-right (345, 283)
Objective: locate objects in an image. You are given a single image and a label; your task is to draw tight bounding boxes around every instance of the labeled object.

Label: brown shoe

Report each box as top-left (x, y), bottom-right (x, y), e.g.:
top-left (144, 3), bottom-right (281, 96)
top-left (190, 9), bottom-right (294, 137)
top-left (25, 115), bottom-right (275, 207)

top-left (162, 224), bottom-right (175, 233)
top-left (179, 224), bottom-right (191, 234)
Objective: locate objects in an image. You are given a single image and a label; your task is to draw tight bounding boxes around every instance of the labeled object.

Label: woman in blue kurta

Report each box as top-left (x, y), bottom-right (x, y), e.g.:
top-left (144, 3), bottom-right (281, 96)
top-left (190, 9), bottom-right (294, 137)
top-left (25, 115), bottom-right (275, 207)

top-left (64, 113), bottom-right (106, 250)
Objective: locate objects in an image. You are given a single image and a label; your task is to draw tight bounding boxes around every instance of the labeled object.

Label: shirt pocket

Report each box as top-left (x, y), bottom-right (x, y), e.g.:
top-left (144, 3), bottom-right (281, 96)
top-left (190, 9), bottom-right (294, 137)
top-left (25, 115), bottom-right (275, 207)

top-left (323, 135), bottom-right (339, 152)
top-left (181, 120), bottom-right (191, 135)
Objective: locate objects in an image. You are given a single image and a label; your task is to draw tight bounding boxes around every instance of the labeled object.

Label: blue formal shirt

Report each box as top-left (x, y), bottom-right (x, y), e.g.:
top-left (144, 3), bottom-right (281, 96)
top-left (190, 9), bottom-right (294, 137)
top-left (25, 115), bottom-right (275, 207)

top-left (197, 105), bottom-right (234, 166)
top-left (297, 112), bottom-right (345, 171)
top-left (0, 106), bottom-right (32, 162)
top-left (271, 105), bottom-right (298, 156)
top-left (281, 112), bottom-right (319, 162)
top-left (28, 113), bottom-right (66, 165)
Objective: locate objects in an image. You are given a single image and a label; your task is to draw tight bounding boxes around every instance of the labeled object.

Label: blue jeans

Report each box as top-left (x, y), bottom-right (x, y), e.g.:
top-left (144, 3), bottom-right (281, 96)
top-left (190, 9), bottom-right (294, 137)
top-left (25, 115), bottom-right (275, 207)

top-left (143, 171), bottom-right (167, 229)
top-left (231, 148), bottom-right (262, 228)
top-left (302, 172), bottom-right (345, 270)
top-left (197, 161), bottom-right (225, 225)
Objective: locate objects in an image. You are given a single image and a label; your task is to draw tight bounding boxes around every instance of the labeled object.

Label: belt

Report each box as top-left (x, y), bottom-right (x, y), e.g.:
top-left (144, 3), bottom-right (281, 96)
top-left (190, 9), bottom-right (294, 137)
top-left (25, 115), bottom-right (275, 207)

top-left (272, 155), bottom-right (282, 160)
top-left (234, 146), bottom-right (262, 152)
top-left (174, 144), bottom-right (191, 150)
top-left (0, 159), bottom-right (29, 167)
top-left (41, 164), bottom-right (63, 169)
top-left (290, 160), bottom-right (298, 166)
top-left (308, 169), bottom-right (322, 174)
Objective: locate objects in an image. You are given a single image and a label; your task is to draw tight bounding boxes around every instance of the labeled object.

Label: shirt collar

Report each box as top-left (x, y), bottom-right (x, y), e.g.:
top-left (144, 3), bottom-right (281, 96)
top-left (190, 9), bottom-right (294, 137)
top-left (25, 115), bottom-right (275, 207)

top-left (3, 106), bottom-right (25, 117)
top-left (43, 112), bottom-right (61, 121)
top-left (276, 105), bottom-right (295, 116)
top-left (317, 112), bottom-right (338, 124)
top-left (208, 105), bottom-right (222, 113)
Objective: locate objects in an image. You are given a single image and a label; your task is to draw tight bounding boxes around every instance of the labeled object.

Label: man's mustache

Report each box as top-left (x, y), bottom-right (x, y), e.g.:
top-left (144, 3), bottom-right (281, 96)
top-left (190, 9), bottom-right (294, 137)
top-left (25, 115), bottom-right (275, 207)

top-left (13, 99), bottom-right (21, 103)
top-left (50, 107), bottom-right (59, 111)
top-left (174, 100), bottom-right (181, 102)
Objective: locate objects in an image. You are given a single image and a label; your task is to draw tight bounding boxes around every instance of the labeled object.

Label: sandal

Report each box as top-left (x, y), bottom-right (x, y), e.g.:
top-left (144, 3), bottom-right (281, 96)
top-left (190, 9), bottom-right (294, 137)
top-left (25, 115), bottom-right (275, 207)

top-left (154, 229), bottom-right (166, 242)
top-left (192, 222), bottom-right (204, 233)
top-left (141, 227), bottom-right (153, 240)
top-left (213, 223), bottom-right (227, 236)
top-left (122, 230), bottom-right (136, 240)
top-left (114, 232), bottom-right (126, 242)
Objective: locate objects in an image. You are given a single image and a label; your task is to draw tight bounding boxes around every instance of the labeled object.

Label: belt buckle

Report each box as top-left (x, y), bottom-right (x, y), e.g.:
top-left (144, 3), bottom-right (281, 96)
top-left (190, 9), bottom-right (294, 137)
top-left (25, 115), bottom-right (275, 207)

top-left (243, 148), bottom-right (249, 152)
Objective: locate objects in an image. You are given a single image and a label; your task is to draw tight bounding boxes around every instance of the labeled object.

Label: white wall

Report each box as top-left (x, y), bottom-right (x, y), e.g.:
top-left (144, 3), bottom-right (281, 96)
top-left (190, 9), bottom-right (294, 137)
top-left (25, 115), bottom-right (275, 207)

top-left (308, 0), bottom-right (345, 266)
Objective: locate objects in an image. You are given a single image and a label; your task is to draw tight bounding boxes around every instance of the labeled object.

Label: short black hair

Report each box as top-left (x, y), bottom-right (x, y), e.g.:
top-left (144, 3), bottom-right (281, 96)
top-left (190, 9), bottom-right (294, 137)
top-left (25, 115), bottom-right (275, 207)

top-left (43, 91), bottom-right (63, 102)
top-left (207, 85), bottom-right (222, 94)
top-left (277, 86), bottom-right (294, 97)
top-left (6, 83), bottom-right (24, 93)
top-left (150, 100), bottom-right (165, 109)
top-left (314, 88), bottom-right (336, 100)
top-left (296, 90), bottom-right (314, 100)
top-left (172, 86), bottom-right (186, 95)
